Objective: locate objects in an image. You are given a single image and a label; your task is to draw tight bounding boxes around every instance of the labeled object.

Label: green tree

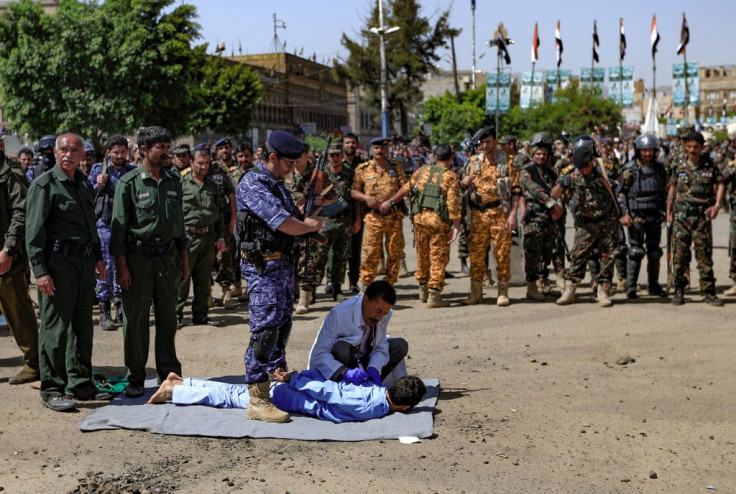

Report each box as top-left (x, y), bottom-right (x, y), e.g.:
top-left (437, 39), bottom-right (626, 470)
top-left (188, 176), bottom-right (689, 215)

top-left (423, 87), bottom-right (488, 148)
top-left (334, 0), bottom-right (453, 136)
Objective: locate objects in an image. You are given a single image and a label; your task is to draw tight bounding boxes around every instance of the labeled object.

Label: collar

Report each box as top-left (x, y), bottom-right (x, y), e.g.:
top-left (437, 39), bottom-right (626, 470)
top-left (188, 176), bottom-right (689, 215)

top-left (52, 164), bottom-right (80, 182)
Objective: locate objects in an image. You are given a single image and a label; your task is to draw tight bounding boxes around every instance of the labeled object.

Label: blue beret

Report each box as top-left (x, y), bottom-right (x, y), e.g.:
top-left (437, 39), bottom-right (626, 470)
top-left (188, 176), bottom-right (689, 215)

top-left (193, 142), bottom-right (209, 151)
top-left (370, 137), bottom-right (390, 146)
top-left (266, 131), bottom-right (304, 160)
top-left (84, 141), bottom-right (95, 153)
top-left (214, 137), bottom-right (231, 149)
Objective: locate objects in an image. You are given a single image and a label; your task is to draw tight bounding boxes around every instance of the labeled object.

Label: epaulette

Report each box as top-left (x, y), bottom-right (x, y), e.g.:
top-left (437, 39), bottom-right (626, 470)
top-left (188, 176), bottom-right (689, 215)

top-left (229, 165), bottom-right (238, 173)
top-left (561, 165), bottom-right (575, 176)
top-left (729, 160), bottom-right (736, 168)
top-left (181, 167), bottom-right (192, 176)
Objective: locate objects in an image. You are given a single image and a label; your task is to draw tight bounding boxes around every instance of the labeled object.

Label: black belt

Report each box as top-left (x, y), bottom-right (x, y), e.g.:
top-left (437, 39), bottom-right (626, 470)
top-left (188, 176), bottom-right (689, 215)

top-left (674, 203), bottom-right (709, 217)
top-left (188, 226), bottom-right (212, 235)
top-left (127, 239), bottom-right (174, 256)
top-left (49, 239), bottom-right (96, 258)
top-left (470, 200), bottom-right (501, 211)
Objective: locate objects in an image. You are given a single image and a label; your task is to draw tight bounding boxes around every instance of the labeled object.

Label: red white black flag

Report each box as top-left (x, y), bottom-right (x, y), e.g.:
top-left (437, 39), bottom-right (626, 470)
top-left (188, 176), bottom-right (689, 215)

top-left (676, 13), bottom-right (689, 55)
top-left (651, 15), bottom-right (660, 57)
top-left (555, 21), bottom-right (563, 68)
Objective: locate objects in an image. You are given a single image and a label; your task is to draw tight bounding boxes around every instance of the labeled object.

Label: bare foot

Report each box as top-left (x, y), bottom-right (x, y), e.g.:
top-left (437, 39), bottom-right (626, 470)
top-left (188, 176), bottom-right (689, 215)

top-left (148, 379), bottom-right (175, 404)
top-left (165, 372), bottom-right (183, 385)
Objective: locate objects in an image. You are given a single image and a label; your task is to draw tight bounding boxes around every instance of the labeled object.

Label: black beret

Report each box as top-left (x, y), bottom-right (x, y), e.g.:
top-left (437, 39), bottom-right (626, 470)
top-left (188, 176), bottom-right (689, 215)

top-left (214, 137), bottom-right (231, 149)
top-left (472, 125), bottom-right (496, 144)
top-left (370, 137), bottom-right (390, 146)
top-left (267, 131), bottom-right (305, 160)
top-left (433, 144), bottom-right (453, 161)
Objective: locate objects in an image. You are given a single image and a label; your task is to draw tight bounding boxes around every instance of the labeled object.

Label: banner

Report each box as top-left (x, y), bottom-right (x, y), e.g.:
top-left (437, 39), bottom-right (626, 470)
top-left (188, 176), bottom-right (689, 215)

top-left (580, 67), bottom-right (605, 92)
top-left (486, 72), bottom-right (511, 115)
top-left (672, 62), bottom-right (699, 107)
top-left (608, 66), bottom-right (634, 107)
top-left (544, 70), bottom-right (571, 103)
top-left (520, 71), bottom-right (544, 109)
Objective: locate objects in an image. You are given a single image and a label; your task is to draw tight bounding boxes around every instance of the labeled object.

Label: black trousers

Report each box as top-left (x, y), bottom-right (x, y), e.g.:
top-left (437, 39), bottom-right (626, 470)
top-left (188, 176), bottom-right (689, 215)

top-left (329, 337), bottom-right (408, 381)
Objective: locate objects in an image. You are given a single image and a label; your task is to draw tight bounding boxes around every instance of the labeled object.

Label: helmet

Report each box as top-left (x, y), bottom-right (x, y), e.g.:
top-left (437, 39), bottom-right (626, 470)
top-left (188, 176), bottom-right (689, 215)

top-left (531, 132), bottom-right (553, 149)
top-left (634, 134), bottom-right (659, 150)
top-left (572, 135), bottom-right (596, 168)
top-left (37, 135), bottom-right (57, 152)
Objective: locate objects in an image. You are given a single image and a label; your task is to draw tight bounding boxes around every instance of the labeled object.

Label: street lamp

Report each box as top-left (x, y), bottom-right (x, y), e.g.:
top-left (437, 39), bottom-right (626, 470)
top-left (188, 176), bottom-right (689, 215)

top-left (370, 0), bottom-right (400, 138)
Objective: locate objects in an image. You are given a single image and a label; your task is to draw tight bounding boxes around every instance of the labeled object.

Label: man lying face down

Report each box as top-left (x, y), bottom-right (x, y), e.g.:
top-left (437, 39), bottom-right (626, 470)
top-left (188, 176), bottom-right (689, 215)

top-left (147, 369), bottom-right (426, 424)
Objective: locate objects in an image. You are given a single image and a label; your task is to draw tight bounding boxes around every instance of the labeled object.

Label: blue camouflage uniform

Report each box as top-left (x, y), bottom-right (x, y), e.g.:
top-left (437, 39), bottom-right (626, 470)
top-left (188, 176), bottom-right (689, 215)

top-left (88, 161), bottom-right (136, 303)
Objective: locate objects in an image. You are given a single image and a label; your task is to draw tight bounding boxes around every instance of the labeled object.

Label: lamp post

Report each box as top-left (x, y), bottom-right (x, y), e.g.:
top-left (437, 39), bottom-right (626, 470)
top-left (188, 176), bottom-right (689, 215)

top-left (370, 0), bottom-right (400, 138)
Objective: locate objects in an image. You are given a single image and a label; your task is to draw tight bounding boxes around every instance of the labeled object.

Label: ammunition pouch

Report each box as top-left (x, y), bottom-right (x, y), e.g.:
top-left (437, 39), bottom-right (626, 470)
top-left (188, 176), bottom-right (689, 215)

top-left (497, 177), bottom-right (512, 213)
top-left (411, 166), bottom-right (450, 224)
top-left (95, 192), bottom-right (113, 224)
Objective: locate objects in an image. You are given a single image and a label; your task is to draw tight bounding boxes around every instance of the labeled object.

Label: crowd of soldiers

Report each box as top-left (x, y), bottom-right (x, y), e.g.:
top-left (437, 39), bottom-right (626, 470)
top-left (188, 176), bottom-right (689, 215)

top-left (1, 120), bottom-right (734, 416)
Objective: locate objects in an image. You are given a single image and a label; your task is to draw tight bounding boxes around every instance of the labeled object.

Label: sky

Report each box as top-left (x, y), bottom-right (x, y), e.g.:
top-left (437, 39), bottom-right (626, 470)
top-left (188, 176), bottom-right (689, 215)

top-left (184, 0), bottom-right (736, 89)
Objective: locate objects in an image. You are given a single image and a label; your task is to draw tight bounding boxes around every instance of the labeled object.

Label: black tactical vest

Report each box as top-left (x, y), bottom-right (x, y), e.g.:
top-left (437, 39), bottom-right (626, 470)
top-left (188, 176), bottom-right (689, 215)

top-left (626, 161), bottom-right (667, 213)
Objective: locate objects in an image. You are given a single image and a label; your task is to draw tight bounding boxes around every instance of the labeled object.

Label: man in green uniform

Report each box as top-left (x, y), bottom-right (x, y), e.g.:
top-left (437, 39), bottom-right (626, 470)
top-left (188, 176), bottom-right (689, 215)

top-left (110, 126), bottom-right (189, 398)
top-left (0, 141), bottom-right (39, 385)
top-left (177, 147), bottom-right (226, 327)
top-left (26, 133), bottom-right (110, 411)
top-left (211, 138), bottom-right (238, 308)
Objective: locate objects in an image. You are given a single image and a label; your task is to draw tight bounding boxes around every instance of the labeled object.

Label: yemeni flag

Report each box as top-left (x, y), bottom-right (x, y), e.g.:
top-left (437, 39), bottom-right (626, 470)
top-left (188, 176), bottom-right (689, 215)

top-left (676, 13), bottom-right (689, 55)
top-left (619, 18), bottom-right (626, 61)
top-left (592, 20), bottom-right (600, 63)
top-left (555, 21), bottom-right (563, 67)
top-left (651, 14), bottom-right (660, 57)
top-left (531, 22), bottom-right (539, 63)
top-left (498, 30), bottom-right (511, 65)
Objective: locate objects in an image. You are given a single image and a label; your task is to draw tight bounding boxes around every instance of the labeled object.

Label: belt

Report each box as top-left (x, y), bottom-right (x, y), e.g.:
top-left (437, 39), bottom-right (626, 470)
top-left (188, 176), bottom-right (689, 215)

top-left (188, 226), bottom-right (212, 235)
top-left (262, 252), bottom-right (285, 262)
top-left (49, 239), bottom-right (96, 258)
top-left (674, 202), bottom-right (709, 217)
top-left (127, 239), bottom-right (174, 256)
top-left (470, 199), bottom-right (501, 211)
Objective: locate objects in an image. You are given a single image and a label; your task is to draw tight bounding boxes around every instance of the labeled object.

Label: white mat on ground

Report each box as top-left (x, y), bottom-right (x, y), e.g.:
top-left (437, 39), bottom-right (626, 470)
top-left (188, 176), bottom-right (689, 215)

top-left (78, 376), bottom-right (439, 441)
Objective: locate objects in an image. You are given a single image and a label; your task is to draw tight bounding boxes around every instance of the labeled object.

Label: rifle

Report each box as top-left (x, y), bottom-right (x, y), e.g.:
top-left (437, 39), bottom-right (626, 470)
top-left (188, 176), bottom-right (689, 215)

top-left (94, 154), bottom-right (110, 204)
top-left (300, 134), bottom-right (348, 283)
top-left (665, 221), bottom-right (673, 293)
top-left (553, 219), bottom-right (572, 262)
top-left (590, 134), bottom-right (621, 216)
top-left (93, 155), bottom-right (113, 223)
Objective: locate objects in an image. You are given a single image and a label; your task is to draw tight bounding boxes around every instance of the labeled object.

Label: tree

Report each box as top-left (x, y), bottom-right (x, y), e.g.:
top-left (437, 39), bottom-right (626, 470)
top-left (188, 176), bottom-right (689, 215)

top-left (0, 0), bottom-right (261, 145)
top-left (334, 0), bottom-right (453, 136)
top-left (423, 85), bottom-right (489, 148)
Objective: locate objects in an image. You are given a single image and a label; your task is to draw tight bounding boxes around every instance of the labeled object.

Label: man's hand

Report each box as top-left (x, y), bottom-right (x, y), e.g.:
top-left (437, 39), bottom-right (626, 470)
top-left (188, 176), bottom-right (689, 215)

top-left (379, 200), bottom-right (393, 215)
top-left (95, 260), bottom-right (106, 281)
top-left (0, 250), bottom-right (12, 275)
top-left (303, 211), bottom-right (324, 233)
top-left (215, 239), bottom-right (226, 253)
top-left (550, 203), bottom-right (563, 221)
top-left (506, 212), bottom-right (518, 232)
top-left (366, 367), bottom-right (382, 386)
top-left (620, 213), bottom-right (633, 227)
top-left (705, 205), bottom-right (720, 221)
top-left (273, 367), bottom-right (296, 383)
top-left (352, 216), bottom-right (362, 234)
top-left (343, 367), bottom-right (369, 385)
top-left (447, 225), bottom-right (459, 244)
top-left (96, 173), bottom-right (109, 188)
top-left (228, 216), bottom-right (236, 236)
top-left (461, 175), bottom-right (474, 188)
top-left (118, 263), bottom-right (132, 291)
top-left (36, 274), bottom-right (56, 296)
top-left (365, 196), bottom-right (380, 210)
top-left (179, 256), bottom-right (189, 284)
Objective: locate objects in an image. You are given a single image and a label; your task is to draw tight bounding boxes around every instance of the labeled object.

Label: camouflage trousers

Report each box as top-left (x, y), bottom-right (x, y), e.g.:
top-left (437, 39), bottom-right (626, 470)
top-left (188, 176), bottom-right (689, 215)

top-left (413, 211), bottom-right (451, 291)
top-left (566, 217), bottom-right (618, 284)
top-left (298, 224), bottom-right (352, 290)
top-left (671, 211), bottom-right (716, 292)
top-left (458, 196), bottom-right (471, 259)
top-left (730, 212), bottom-right (736, 281)
top-left (551, 215), bottom-right (567, 273)
top-left (360, 212), bottom-right (405, 285)
top-left (522, 218), bottom-right (556, 282)
top-left (214, 232), bottom-right (235, 287)
top-left (468, 208), bottom-right (511, 283)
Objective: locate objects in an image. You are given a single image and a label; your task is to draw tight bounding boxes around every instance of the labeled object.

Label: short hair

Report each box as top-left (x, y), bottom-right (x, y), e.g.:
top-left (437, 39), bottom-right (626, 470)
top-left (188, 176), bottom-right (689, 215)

top-left (681, 130), bottom-right (705, 145)
top-left (388, 376), bottom-right (426, 408)
top-left (56, 133), bottom-right (83, 149)
top-left (364, 280), bottom-right (396, 305)
top-left (107, 134), bottom-right (129, 150)
top-left (237, 142), bottom-right (253, 153)
top-left (137, 126), bottom-right (171, 150)
top-left (342, 132), bottom-right (359, 144)
top-left (18, 146), bottom-right (33, 157)
top-left (192, 148), bottom-right (210, 160)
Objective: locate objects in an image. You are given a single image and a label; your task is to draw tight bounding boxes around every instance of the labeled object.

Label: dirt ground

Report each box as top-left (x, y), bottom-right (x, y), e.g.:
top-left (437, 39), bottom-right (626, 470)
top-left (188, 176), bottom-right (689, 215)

top-left (1, 215), bottom-right (735, 494)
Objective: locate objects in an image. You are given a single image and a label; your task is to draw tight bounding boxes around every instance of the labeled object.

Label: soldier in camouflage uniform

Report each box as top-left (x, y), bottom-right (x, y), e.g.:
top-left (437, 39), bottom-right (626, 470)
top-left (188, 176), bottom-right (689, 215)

top-left (385, 144), bottom-right (461, 308)
top-left (461, 125), bottom-right (521, 307)
top-left (228, 142), bottom-right (255, 301)
top-left (720, 158), bottom-right (736, 296)
top-left (520, 141), bottom-right (563, 301)
top-left (552, 135), bottom-right (620, 307)
top-left (210, 138), bottom-right (238, 308)
top-left (456, 158), bottom-right (471, 274)
top-left (666, 131), bottom-right (725, 306)
top-left (350, 137), bottom-right (406, 288)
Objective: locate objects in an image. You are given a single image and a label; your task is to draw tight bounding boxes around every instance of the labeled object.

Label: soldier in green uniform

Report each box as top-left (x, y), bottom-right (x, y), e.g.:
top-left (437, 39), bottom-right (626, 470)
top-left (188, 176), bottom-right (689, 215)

top-left (666, 130), bottom-right (725, 306)
top-left (177, 147), bottom-right (226, 327)
top-left (26, 133), bottom-right (110, 411)
top-left (110, 126), bottom-right (189, 398)
top-left (0, 142), bottom-right (39, 385)
top-left (211, 138), bottom-right (238, 308)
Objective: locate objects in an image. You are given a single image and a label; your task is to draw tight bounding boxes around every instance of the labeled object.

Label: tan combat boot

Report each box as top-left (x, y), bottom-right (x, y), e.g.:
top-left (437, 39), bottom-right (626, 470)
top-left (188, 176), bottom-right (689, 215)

top-left (724, 282), bottom-right (736, 296)
top-left (230, 279), bottom-right (243, 298)
top-left (527, 281), bottom-right (546, 301)
top-left (497, 282), bottom-right (510, 307)
top-left (221, 286), bottom-right (234, 308)
top-left (463, 281), bottom-right (483, 305)
top-left (295, 289), bottom-right (311, 314)
top-left (246, 382), bottom-right (290, 423)
top-left (426, 288), bottom-right (449, 308)
top-left (556, 280), bottom-right (577, 305)
top-left (597, 282), bottom-right (613, 307)
top-left (615, 276), bottom-right (626, 294)
top-left (555, 270), bottom-right (566, 291)
top-left (418, 284), bottom-right (429, 303)
top-left (399, 257), bottom-right (410, 278)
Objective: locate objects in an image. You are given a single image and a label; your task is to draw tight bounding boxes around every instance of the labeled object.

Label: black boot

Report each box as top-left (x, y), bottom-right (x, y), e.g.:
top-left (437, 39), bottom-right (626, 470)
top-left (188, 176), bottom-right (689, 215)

top-left (99, 302), bottom-right (116, 331)
top-left (114, 300), bottom-right (123, 324)
top-left (703, 290), bottom-right (724, 307)
top-left (646, 259), bottom-right (666, 297)
top-left (460, 257), bottom-right (469, 275)
top-left (671, 287), bottom-right (685, 306)
top-left (625, 257), bottom-right (641, 299)
top-left (332, 283), bottom-right (348, 302)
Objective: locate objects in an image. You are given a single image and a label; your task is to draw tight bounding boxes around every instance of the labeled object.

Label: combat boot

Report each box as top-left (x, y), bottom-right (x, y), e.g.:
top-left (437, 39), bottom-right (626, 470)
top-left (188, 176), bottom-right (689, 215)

top-left (230, 279), bottom-right (243, 299)
top-left (556, 280), bottom-right (577, 305)
top-left (615, 276), bottom-right (626, 294)
top-left (555, 270), bottom-right (566, 291)
top-left (426, 288), bottom-right (449, 308)
top-left (460, 257), bottom-right (470, 275)
top-left (114, 301), bottom-right (123, 325)
top-left (238, 280), bottom-right (250, 302)
top-left (671, 287), bottom-right (685, 306)
top-left (723, 282), bottom-right (736, 296)
top-left (527, 281), bottom-right (546, 301)
top-left (703, 291), bottom-right (724, 307)
top-left (99, 302), bottom-right (116, 331)
top-left (418, 284), bottom-right (429, 303)
top-left (246, 382), bottom-right (290, 423)
top-left (295, 289), bottom-right (311, 314)
top-left (497, 282), bottom-right (510, 307)
top-left (331, 283), bottom-right (348, 302)
top-left (399, 257), bottom-right (410, 278)
top-left (221, 286), bottom-right (234, 308)
top-left (462, 281), bottom-right (483, 305)
top-left (597, 282), bottom-right (613, 307)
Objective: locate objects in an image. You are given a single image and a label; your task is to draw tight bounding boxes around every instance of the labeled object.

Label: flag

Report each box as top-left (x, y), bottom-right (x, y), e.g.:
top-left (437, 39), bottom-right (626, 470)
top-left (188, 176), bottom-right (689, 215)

top-left (592, 20), bottom-right (599, 63)
top-left (531, 22), bottom-right (539, 63)
top-left (619, 18), bottom-right (626, 61)
top-left (650, 15), bottom-right (660, 57)
top-left (676, 13), bottom-right (689, 55)
top-left (498, 29), bottom-right (511, 65)
top-left (471, 0), bottom-right (475, 9)
top-left (555, 21), bottom-right (563, 68)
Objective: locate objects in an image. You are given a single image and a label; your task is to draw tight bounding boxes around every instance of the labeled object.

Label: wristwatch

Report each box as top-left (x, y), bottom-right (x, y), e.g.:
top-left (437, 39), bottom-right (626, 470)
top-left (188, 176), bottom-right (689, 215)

top-left (389, 199), bottom-right (395, 207)
top-left (2, 246), bottom-right (15, 256)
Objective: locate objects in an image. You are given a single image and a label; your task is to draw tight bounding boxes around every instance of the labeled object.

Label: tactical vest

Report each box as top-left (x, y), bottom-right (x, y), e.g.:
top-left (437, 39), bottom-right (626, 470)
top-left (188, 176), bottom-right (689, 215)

top-left (411, 165), bottom-right (449, 224)
top-left (523, 163), bottom-right (557, 214)
top-left (626, 161), bottom-right (667, 213)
